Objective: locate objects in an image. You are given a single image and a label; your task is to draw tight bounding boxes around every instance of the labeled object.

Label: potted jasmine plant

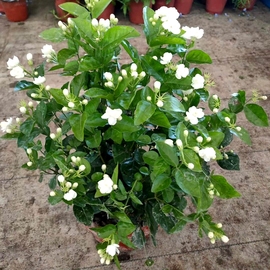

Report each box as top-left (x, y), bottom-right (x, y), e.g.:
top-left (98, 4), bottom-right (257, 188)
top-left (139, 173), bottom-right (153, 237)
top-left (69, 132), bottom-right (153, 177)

top-left (1, 0), bottom-right (268, 268)
top-left (231, 0), bottom-right (256, 10)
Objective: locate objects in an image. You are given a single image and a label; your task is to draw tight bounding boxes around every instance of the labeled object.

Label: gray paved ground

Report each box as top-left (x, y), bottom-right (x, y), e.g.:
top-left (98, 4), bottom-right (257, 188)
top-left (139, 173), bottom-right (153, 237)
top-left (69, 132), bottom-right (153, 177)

top-left (0, 0), bottom-right (270, 269)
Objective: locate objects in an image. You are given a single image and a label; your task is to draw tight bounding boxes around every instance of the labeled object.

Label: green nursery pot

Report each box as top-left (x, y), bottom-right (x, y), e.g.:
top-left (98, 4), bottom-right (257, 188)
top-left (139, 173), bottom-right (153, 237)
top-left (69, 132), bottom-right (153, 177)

top-left (1, 0), bottom-right (28, 22)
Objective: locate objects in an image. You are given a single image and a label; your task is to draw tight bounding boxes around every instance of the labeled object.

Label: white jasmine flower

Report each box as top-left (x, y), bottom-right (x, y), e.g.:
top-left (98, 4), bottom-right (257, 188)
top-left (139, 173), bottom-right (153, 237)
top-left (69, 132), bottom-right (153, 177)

top-left (63, 89), bottom-right (69, 96)
top-left (68, 102), bottom-right (75, 108)
top-left (175, 64), bottom-right (189, 79)
top-left (10, 66), bottom-right (25, 79)
top-left (185, 106), bottom-right (204, 125)
top-left (26, 53), bottom-right (33, 61)
top-left (99, 18), bottom-right (110, 29)
top-left (160, 52), bottom-right (173, 65)
top-left (64, 189), bottom-right (77, 201)
top-left (221, 235), bottom-right (229, 243)
top-left (101, 107), bottom-right (122, 126)
top-left (78, 165), bottom-right (86, 171)
top-left (176, 139), bottom-right (183, 148)
top-left (164, 139), bottom-right (174, 147)
top-left (187, 163), bottom-right (194, 170)
top-left (155, 6), bottom-right (179, 21)
top-left (7, 56), bottom-right (20, 69)
top-left (92, 18), bottom-right (98, 27)
top-left (98, 174), bottom-right (114, 194)
top-left (41, 44), bottom-right (55, 59)
top-left (213, 108), bottom-right (219, 113)
top-left (105, 81), bottom-right (114, 88)
top-left (76, 157), bottom-right (81, 162)
top-left (208, 232), bottom-right (214, 239)
top-left (198, 147), bottom-right (216, 162)
top-left (154, 81), bottom-right (161, 90)
top-left (58, 20), bottom-right (67, 31)
top-left (236, 126), bottom-right (241, 131)
top-left (50, 191), bottom-right (56, 196)
top-left (216, 223), bottom-right (223, 228)
top-left (106, 243), bottom-right (120, 256)
top-left (118, 76), bottom-right (123, 82)
top-left (65, 182), bottom-right (72, 188)
top-left (182, 26), bottom-right (204, 40)
top-left (104, 72), bottom-right (113, 81)
top-left (0, 117), bottom-right (13, 133)
top-left (72, 182), bottom-right (78, 189)
top-left (156, 99), bottom-right (164, 107)
top-left (191, 74), bottom-right (204, 89)
top-left (101, 164), bottom-right (107, 172)
top-left (50, 133), bottom-right (56, 139)
top-left (19, 107), bottom-right (27, 114)
top-left (57, 175), bottom-right (65, 183)
top-left (27, 161), bottom-right (33, 167)
top-left (33, 76), bottom-right (46, 85)
top-left (162, 19), bottom-right (181, 35)
top-left (224, 117), bottom-right (230, 123)
top-left (130, 63), bottom-right (137, 71)
top-left (26, 148), bottom-right (32, 154)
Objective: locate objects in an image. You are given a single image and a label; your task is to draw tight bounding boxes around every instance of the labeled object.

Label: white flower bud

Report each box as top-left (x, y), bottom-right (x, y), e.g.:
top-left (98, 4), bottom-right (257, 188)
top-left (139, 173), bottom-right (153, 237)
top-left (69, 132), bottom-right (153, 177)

top-left (118, 76), bottom-right (123, 82)
top-left (164, 139), bottom-right (174, 147)
top-left (56, 127), bottom-right (62, 134)
top-left (196, 136), bottom-right (203, 143)
top-left (76, 157), bottom-right (81, 162)
top-left (216, 223), bottom-right (222, 228)
top-left (50, 191), bottom-right (56, 197)
top-left (236, 126), bottom-right (241, 131)
top-left (183, 96), bottom-right (188, 102)
top-left (45, 85), bottom-right (51, 91)
top-left (68, 102), bottom-right (75, 108)
top-left (131, 71), bottom-right (138, 78)
top-left (152, 56), bottom-right (158, 60)
top-left (154, 81), bottom-right (161, 90)
top-left (176, 139), bottom-right (183, 148)
top-left (139, 71), bottom-right (146, 78)
top-left (193, 146), bottom-right (200, 153)
top-left (184, 130), bottom-right (189, 137)
top-left (225, 117), bottom-right (230, 123)
top-left (156, 100), bottom-right (164, 107)
top-left (206, 137), bottom-right (211, 142)
top-left (71, 156), bottom-right (77, 163)
top-left (28, 101), bottom-right (33, 107)
top-left (113, 184), bottom-right (118, 190)
top-left (147, 96), bottom-right (152, 101)
top-left (105, 259), bottom-right (111, 265)
top-left (50, 133), bottom-right (56, 139)
top-left (212, 94), bottom-right (218, 100)
top-left (57, 175), bottom-right (65, 183)
top-left (27, 161), bottom-right (33, 167)
top-left (20, 107), bottom-right (27, 114)
top-left (63, 89), bottom-right (69, 96)
top-left (262, 96), bottom-right (267, 100)
top-left (121, 69), bottom-right (127, 77)
top-left (213, 108), bottom-right (219, 113)
top-left (72, 182), bottom-right (78, 189)
top-left (79, 165), bottom-right (86, 171)
top-left (82, 99), bottom-right (88, 105)
top-left (26, 148), bottom-right (32, 154)
top-left (100, 257), bottom-right (105, 264)
top-left (26, 53), bottom-right (33, 61)
top-left (130, 63), bottom-right (137, 71)
top-left (209, 184), bottom-right (214, 189)
top-left (62, 106), bottom-right (68, 112)
top-left (221, 235), bottom-right (229, 243)
top-left (92, 18), bottom-right (98, 27)
top-left (209, 190), bottom-right (214, 196)
top-left (187, 163), bottom-right (194, 170)
top-left (210, 238), bottom-right (216, 244)
top-left (208, 232), bottom-right (214, 239)
top-left (101, 164), bottom-right (107, 172)
top-left (65, 182), bottom-right (72, 188)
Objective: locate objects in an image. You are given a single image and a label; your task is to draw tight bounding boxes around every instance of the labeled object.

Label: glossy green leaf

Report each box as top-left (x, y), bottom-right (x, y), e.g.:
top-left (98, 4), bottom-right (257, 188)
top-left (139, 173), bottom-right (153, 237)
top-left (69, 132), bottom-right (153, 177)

top-left (211, 175), bottom-right (241, 198)
top-left (39, 28), bottom-right (65, 42)
top-left (149, 111), bottom-right (171, 128)
top-left (230, 126), bottom-right (251, 146)
top-left (92, 0), bottom-right (113, 18)
top-left (134, 100), bottom-right (156, 125)
top-left (217, 152), bottom-right (240, 170)
top-left (151, 174), bottom-right (171, 193)
top-left (86, 131), bottom-right (101, 148)
top-left (14, 80), bottom-right (36, 91)
top-left (33, 101), bottom-right (47, 129)
top-left (143, 151), bottom-right (159, 166)
top-left (182, 149), bottom-right (202, 172)
top-left (91, 224), bottom-right (116, 238)
top-left (48, 190), bottom-right (63, 205)
top-left (186, 49), bottom-right (212, 64)
top-left (59, 2), bottom-right (88, 17)
top-left (156, 141), bottom-right (179, 167)
top-left (163, 94), bottom-right (185, 112)
top-left (69, 112), bottom-right (87, 141)
top-left (130, 192), bottom-right (143, 205)
top-left (84, 88), bottom-right (113, 100)
top-left (244, 104), bottom-right (269, 127)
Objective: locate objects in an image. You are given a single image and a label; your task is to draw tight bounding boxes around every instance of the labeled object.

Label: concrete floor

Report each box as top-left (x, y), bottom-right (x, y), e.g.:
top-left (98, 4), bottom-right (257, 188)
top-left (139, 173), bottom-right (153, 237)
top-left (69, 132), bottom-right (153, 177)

top-left (0, 0), bottom-right (270, 269)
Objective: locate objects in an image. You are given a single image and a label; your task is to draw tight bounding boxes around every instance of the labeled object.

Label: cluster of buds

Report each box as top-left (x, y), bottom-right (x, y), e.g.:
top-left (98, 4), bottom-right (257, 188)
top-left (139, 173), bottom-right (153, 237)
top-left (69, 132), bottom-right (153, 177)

top-left (251, 90), bottom-right (268, 102)
top-left (207, 224), bottom-right (229, 244)
top-left (207, 183), bottom-right (219, 199)
top-left (41, 44), bottom-right (57, 63)
top-left (98, 242), bottom-right (120, 265)
top-left (50, 127), bottom-right (63, 142)
top-left (71, 156), bottom-right (86, 173)
top-left (0, 117), bottom-right (20, 134)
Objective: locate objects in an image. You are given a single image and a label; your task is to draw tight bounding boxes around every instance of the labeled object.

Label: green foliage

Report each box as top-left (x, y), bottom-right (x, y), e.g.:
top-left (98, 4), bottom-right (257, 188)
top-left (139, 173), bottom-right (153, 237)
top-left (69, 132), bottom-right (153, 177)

top-left (1, 4), bottom-right (268, 268)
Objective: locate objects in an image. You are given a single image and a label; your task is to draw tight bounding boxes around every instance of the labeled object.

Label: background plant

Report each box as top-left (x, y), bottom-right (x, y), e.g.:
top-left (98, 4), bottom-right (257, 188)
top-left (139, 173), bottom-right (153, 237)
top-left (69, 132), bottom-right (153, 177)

top-left (1, 1), bottom-right (268, 268)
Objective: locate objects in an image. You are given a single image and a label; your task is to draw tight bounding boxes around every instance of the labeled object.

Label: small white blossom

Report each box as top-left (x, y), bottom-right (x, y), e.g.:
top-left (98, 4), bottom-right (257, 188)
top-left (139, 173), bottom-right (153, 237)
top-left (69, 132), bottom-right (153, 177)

top-left (156, 99), bottom-right (164, 107)
top-left (101, 164), bottom-right (107, 172)
top-left (182, 89), bottom-right (193, 96)
top-left (182, 26), bottom-right (204, 40)
top-left (184, 130), bottom-right (189, 137)
top-left (62, 106), bottom-right (68, 112)
top-left (45, 85), bottom-right (51, 91)
top-left (187, 163), bottom-right (194, 170)
top-left (175, 64), bottom-right (189, 79)
top-left (27, 161), bottom-right (33, 167)
top-left (208, 232), bottom-right (214, 239)
top-left (221, 235), bottom-right (229, 243)
top-left (183, 96), bottom-right (188, 102)
top-left (0, 117), bottom-right (13, 133)
top-left (7, 56), bottom-right (20, 69)
top-left (262, 96), bottom-right (267, 100)
top-left (50, 133), bottom-right (56, 139)
top-left (92, 18), bottom-right (98, 27)
top-left (154, 81), bottom-right (161, 90)
top-left (26, 148), bottom-right (32, 154)
top-left (164, 139), bottom-right (174, 147)
top-left (139, 71), bottom-right (146, 78)
top-left (160, 52), bottom-right (173, 65)
top-left (72, 182), bottom-right (78, 189)
top-left (79, 165), bottom-right (86, 172)
top-left (50, 191), bottom-right (56, 197)
top-left (57, 175), bottom-right (65, 183)
top-left (162, 19), bottom-right (181, 35)
top-left (106, 243), bottom-right (120, 256)
top-left (33, 76), bottom-right (46, 85)
top-left (130, 63), bottom-right (137, 71)
top-left (198, 147), bottom-right (216, 162)
top-left (176, 139), bottom-right (183, 148)
top-left (193, 146), bottom-right (200, 153)
top-left (20, 107), bottom-right (27, 114)
top-left (68, 102), bottom-right (75, 108)
top-left (209, 190), bottom-right (214, 196)
top-left (225, 117), bottom-right (230, 123)
top-left (41, 44), bottom-right (55, 59)
top-left (152, 56), bottom-right (158, 60)
top-left (131, 71), bottom-right (138, 78)
top-left (155, 7), bottom-right (179, 21)
top-left (236, 126), bottom-right (241, 131)
top-left (63, 89), bottom-right (69, 96)
top-left (10, 66), bottom-right (25, 79)
top-left (216, 223), bottom-right (223, 228)
top-left (58, 21), bottom-right (67, 31)
top-left (191, 74), bottom-right (204, 89)
top-left (98, 174), bottom-right (114, 194)
top-left (147, 96), bottom-right (152, 101)
top-left (71, 156), bottom-right (77, 163)
top-left (206, 137), bottom-right (211, 142)
top-left (185, 106), bottom-right (204, 125)
top-left (31, 93), bottom-right (38, 98)
top-left (118, 76), bottom-right (123, 82)
top-left (210, 238), bottom-right (216, 244)
top-left (101, 107), bottom-right (122, 126)
top-left (65, 182), bottom-right (72, 188)
top-left (121, 69), bottom-right (127, 77)
top-left (113, 184), bottom-right (118, 190)
top-left (212, 94), bottom-right (218, 100)
top-left (100, 257), bottom-right (106, 264)
top-left (213, 108), bottom-right (219, 113)
top-left (28, 101), bottom-right (33, 107)
top-left (82, 99), bottom-right (88, 105)
top-left (105, 81), bottom-right (114, 88)
top-left (56, 128), bottom-right (62, 133)
top-left (64, 189), bottom-right (77, 201)
top-left (104, 72), bottom-right (113, 81)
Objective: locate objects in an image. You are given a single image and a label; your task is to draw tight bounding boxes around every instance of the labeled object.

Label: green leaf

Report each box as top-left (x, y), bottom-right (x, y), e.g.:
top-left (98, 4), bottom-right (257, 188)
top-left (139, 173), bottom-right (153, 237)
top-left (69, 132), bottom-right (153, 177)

top-left (182, 149), bottom-right (202, 172)
top-left (130, 192), bottom-right (143, 205)
top-left (244, 104), bottom-right (269, 127)
top-left (84, 87), bottom-right (113, 100)
top-left (156, 141), bottom-right (179, 167)
top-left (79, 55), bottom-right (104, 71)
top-left (186, 49), bottom-right (212, 64)
top-left (211, 175), bottom-right (241, 198)
top-left (92, 0), bottom-right (113, 18)
top-left (132, 227), bottom-right (146, 249)
top-left (92, 224), bottom-right (116, 238)
top-left (170, 219), bottom-right (187, 234)
top-left (48, 190), bottom-right (63, 205)
top-left (50, 88), bottom-right (68, 107)
top-left (70, 72), bottom-right (87, 96)
top-left (20, 118), bottom-right (35, 136)
top-left (117, 221), bottom-right (136, 237)
top-left (59, 2), bottom-right (88, 17)
top-left (134, 100), bottom-right (156, 125)
top-left (162, 187), bottom-right (174, 203)
top-left (151, 174), bottom-right (171, 193)
top-left (217, 152), bottom-right (240, 170)
top-left (163, 94), bottom-right (185, 112)
top-left (228, 94), bottom-right (245, 113)
top-left (85, 131), bottom-right (102, 148)
top-left (206, 131), bottom-right (225, 148)
top-left (14, 80), bottom-right (36, 91)
top-left (230, 126), bottom-right (251, 146)
top-left (33, 101), bottom-right (47, 129)
top-left (69, 112), bottom-right (87, 141)
top-left (149, 111), bottom-right (171, 128)
top-left (113, 115), bottom-right (140, 133)
top-left (39, 28), bottom-right (65, 42)
top-left (143, 151), bottom-right (159, 166)
top-left (113, 212), bottom-right (132, 223)
top-left (48, 176), bottom-right (57, 190)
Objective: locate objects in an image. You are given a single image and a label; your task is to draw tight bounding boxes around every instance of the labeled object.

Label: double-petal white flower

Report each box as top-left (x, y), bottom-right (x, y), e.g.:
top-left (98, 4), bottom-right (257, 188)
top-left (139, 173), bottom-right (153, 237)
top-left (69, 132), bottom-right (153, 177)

top-left (63, 189), bottom-right (77, 201)
top-left (98, 174), bottom-right (114, 194)
top-left (106, 243), bottom-right (120, 256)
top-left (101, 107), bottom-right (122, 126)
top-left (33, 76), bottom-right (46, 85)
top-left (10, 66), bottom-right (25, 79)
top-left (185, 106), bottom-right (204, 125)
top-left (7, 56), bottom-right (20, 69)
top-left (191, 74), bottom-right (205, 89)
top-left (175, 64), bottom-right (189, 79)
top-left (182, 26), bottom-right (204, 40)
top-left (198, 147), bottom-right (216, 162)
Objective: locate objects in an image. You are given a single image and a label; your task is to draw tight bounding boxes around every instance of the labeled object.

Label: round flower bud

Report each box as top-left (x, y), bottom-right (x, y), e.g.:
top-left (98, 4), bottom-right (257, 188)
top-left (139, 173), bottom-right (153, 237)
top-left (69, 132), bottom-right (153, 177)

top-left (26, 53), bottom-right (33, 61)
top-left (164, 139), bottom-right (174, 147)
top-left (101, 164), bottom-right (107, 172)
top-left (146, 96), bottom-right (152, 101)
top-left (130, 63), bottom-right (137, 71)
top-left (184, 130), bottom-right (189, 137)
top-left (65, 182), bottom-right (72, 188)
top-left (193, 146), bottom-right (200, 153)
top-left (16, 118), bottom-right (21, 123)
top-left (224, 117), bottom-right (230, 123)
top-left (209, 184), bottom-right (214, 189)
top-left (45, 85), bottom-right (51, 91)
top-left (76, 157), bottom-right (81, 162)
top-left (212, 94), bottom-right (218, 100)
top-left (213, 108), bottom-right (219, 113)
top-left (56, 128), bottom-right (62, 134)
top-left (50, 191), bottom-right (56, 197)
top-left (208, 190), bottom-right (214, 196)
top-left (208, 232), bottom-right (214, 239)
top-left (57, 175), bottom-right (65, 183)
top-left (71, 156), bottom-right (77, 163)
top-left (50, 133), bottom-right (56, 139)
top-left (154, 81), bottom-right (161, 90)
top-left (221, 235), bottom-right (229, 243)
top-left (31, 93), bottom-right (38, 98)
top-left (20, 107), bottom-right (27, 114)
top-left (196, 136), bottom-right (203, 143)
top-left (131, 71), bottom-right (138, 78)
top-left (216, 223), bottom-right (222, 228)
top-left (187, 163), bottom-right (194, 170)
top-left (63, 89), bottom-right (69, 96)
top-left (262, 96), bottom-right (267, 100)
top-left (152, 56), bottom-right (158, 60)
top-left (206, 137), bottom-right (211, 142)
top-left (121, 69), bottom-right (127, 77)
top-left (139, 71), bottom-right (146, 78)
top-left (210, 238), bottom-right (216, 244)
top-left (68, 102), bottom-right (75, 108)
top-left (183, 96), bottom-right (188, 102)
top-left (176, 139), bottom-right (183, 148)
top-left (28, 101), bottom-right (33, 107)
top-left (156, 100), bottom-right (164, 108)
top-left (26, 148), bottom-right (32, 154)
top-left (100, 258), bottom-right (105, 264)
top-left (113, 184), bottom-right (118, 190)
top-left (105, 259), bottom-right (111, 265)
top-left (118, 76), bottom-right (123, 82)
top-left (72, 182), bottom-right (78, 189)
top-left (236, 126), bottom-right (241, 131)
top-left (27, 161), bottom-right (33, 167)
top-left (82, 99), bottom-right (88, 105)
top-left (79, 165), bottom-right (86, 171)
top-left (62, 106), bottom-right (68, 112)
